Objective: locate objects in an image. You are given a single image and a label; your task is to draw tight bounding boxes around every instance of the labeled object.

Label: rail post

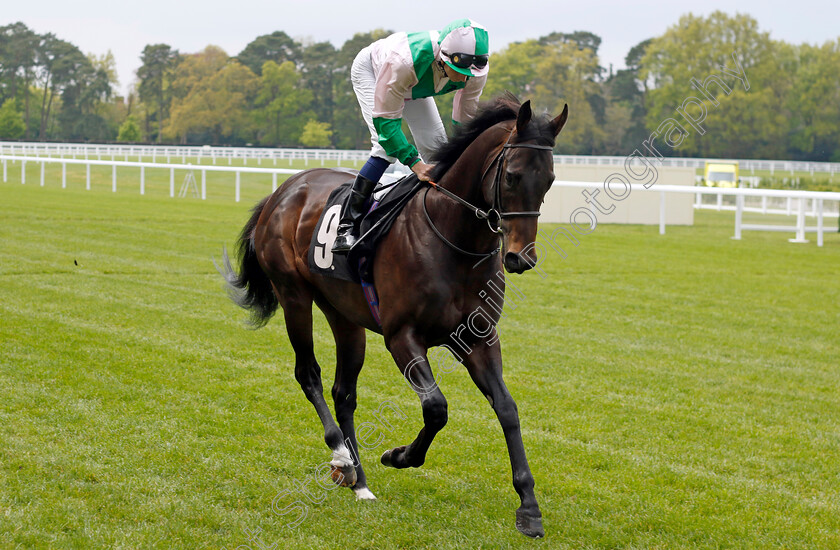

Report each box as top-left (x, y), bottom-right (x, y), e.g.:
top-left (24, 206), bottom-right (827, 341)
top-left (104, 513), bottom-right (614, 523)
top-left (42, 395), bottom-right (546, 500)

top-left (659, 191), bottom-right (666, 235)
top-left (789, 197), bottom-right (808, 243)
top-left (235, 171), bottom-right (240, 202)
top-left (733, 194), bottom-right (743, 240)
top-left (817, 199), bottom-right (824, 247)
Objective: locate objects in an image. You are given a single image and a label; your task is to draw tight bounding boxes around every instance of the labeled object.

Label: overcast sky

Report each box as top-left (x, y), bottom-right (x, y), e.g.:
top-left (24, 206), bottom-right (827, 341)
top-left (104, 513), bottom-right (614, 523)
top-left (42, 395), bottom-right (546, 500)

top-left (4, 1), bottom-right (838, 96)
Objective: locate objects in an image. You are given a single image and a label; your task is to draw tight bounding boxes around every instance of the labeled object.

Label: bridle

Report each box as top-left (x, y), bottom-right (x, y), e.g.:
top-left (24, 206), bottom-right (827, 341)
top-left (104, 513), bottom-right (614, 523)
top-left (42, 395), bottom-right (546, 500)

top-left (423, 126), bottom-right (554, 259)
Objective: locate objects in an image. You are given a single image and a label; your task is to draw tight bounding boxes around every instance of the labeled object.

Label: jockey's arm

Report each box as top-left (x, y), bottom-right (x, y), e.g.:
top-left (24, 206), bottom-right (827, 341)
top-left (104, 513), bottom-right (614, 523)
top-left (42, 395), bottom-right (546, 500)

top-left (452, 73), bottom-right (488, 126)
top-left (371, 56), bottom-right (423, 169)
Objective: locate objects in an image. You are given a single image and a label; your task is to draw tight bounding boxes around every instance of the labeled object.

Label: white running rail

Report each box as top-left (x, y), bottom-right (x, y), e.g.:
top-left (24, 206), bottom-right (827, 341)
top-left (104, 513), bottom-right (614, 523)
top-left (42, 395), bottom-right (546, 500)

top-left (4, 154), bottom-right (839, 246)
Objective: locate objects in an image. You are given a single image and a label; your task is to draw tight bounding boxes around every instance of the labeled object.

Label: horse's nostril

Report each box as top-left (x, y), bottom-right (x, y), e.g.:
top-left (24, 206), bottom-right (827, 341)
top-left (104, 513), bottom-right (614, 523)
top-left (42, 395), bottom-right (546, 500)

top-left (504, 252), bottom-right (522, 272)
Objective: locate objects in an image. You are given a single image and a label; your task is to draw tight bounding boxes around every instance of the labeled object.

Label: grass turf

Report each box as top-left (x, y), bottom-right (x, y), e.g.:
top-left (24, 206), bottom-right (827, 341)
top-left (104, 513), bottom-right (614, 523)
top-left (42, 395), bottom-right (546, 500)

top-left (1, 176), bottom-right (838, 549)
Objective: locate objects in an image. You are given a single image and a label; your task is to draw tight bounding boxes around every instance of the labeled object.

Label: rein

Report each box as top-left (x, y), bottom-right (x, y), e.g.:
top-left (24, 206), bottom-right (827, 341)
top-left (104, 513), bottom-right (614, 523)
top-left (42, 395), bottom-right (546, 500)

top-left (423, 128), bottom-right (553, 259)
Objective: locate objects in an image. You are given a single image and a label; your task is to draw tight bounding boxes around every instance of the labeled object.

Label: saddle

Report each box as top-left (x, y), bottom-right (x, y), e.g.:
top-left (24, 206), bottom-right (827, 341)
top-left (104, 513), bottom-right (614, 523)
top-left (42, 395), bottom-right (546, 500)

top-left (307, 173), bottom-right (423, 285)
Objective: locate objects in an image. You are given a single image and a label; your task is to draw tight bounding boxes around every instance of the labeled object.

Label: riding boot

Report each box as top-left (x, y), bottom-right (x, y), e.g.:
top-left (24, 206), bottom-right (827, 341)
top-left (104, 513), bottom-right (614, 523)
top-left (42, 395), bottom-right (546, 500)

top-left (332, 173), bottom-right (378, 254)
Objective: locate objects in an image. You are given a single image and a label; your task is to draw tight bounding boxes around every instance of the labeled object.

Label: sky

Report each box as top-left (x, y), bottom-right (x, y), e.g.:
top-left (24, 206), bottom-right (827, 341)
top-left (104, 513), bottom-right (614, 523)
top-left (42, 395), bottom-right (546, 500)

top-left (3, 0), bottom-right (838, 97)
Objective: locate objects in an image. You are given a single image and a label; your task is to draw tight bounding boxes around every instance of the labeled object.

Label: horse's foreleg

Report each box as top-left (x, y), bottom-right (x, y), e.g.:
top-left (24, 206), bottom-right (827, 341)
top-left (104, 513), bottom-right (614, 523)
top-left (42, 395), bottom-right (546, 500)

top-left (381, 328), bottom-right (447, 469)
top-left (281, 291), bottom-right (356, 487)
top-left (462, 341), bottom-right (544, 538)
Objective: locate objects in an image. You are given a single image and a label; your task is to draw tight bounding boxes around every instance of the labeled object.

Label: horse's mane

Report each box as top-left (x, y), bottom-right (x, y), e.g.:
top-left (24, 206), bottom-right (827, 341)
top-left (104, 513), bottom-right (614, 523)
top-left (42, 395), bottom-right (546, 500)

top-left (429, 92), bottom-right (555, 181)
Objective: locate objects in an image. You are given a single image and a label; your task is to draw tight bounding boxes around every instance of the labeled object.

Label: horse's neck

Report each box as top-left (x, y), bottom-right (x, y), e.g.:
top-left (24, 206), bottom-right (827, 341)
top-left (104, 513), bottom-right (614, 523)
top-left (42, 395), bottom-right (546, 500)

top-left (437, 125), bottom-right (509, 206)
top-left (425, 125), bottom-right (510, 254)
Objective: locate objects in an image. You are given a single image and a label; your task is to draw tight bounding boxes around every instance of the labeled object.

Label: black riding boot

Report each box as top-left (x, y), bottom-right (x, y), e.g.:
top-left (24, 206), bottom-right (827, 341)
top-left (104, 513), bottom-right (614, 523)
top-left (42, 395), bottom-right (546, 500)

top-left (332, 173), bottom-right (377, 254)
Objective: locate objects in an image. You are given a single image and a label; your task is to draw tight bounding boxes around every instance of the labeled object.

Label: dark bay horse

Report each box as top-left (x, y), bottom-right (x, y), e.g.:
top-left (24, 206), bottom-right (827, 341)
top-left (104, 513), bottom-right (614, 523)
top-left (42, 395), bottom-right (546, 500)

top-left (219, 95), bottom-right (568, 538)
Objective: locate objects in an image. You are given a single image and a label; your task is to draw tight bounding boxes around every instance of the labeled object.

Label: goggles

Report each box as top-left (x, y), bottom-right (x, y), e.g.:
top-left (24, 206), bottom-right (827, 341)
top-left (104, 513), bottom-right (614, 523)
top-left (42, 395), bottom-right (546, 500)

top-left (445, 52), bottom-right (489, 71)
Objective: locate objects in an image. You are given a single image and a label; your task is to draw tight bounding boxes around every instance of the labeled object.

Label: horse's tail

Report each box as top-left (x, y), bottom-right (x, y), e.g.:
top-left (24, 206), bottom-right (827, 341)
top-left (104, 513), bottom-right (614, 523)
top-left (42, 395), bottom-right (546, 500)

top-left (215, 196), bottom-right (279, 328)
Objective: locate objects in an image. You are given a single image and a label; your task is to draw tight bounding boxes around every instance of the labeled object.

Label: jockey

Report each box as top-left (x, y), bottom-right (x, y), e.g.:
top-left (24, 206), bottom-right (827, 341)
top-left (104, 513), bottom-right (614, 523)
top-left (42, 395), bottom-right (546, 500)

top-left (332, 18), bottom-right (490, 254)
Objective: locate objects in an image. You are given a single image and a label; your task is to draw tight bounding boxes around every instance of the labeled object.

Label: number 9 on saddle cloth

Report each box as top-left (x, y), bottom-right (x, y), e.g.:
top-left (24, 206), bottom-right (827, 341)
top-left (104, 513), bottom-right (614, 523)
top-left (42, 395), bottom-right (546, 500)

top-left (307, 173), bottom-right (424, 285)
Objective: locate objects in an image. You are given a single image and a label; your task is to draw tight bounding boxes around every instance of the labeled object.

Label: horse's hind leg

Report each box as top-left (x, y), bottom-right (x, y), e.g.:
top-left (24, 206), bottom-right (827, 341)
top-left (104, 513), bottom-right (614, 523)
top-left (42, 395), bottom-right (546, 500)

top-left (278, 285), bottom-right (357, 487)
top-left (319, 301), bottom-right (376, 500)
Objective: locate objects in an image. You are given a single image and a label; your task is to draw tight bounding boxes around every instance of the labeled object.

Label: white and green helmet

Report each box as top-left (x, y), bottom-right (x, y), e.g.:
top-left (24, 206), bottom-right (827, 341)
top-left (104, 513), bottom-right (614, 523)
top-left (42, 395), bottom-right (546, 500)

top-left (438, 19), bottom-right (490, 77)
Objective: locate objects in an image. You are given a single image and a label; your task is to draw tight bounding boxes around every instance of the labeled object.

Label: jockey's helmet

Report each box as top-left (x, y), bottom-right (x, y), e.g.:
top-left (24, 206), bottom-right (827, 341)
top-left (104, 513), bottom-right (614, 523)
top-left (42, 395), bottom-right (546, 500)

top-left (438, 19), bottom-right (490, 78)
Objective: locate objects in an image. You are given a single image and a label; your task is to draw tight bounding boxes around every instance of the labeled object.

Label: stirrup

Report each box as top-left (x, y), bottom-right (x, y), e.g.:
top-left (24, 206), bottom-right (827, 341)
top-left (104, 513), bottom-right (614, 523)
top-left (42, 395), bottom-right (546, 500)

top-left (332, 225), bottom-right (357, 254)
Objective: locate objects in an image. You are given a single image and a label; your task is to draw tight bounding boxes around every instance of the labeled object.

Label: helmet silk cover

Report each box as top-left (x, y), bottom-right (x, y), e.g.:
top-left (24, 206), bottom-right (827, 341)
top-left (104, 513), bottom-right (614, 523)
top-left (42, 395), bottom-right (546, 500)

top-left (438, 19), bottom-right (490, 77)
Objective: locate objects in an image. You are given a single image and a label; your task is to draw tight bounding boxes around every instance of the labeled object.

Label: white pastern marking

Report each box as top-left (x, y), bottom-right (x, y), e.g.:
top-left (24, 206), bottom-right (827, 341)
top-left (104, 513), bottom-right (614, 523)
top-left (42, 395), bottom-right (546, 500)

top-left (330, 445), bottom-right (353, 468)
top-left (354, 487), bottom-right (377, 500)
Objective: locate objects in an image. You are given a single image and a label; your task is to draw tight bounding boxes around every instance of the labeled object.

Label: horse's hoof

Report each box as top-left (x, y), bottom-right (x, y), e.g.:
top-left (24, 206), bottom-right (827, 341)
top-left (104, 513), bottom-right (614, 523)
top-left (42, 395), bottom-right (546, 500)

top-left (353, 486), bottom-right (377, 500)
top-left (515, 508), bottom-right (545, 538)
top-left (329, 463), bottom-right (357, 487)
top-left (380, 446), bottom-right (407, 468)
top-left (380, 449), bottom-right (395, 468)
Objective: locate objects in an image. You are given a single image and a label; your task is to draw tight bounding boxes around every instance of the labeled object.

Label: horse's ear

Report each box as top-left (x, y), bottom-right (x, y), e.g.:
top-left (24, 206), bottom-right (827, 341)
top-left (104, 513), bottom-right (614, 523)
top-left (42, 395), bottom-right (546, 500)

top-left (551, 104), bottom-right (569, 137)
top-left (516, 100), bottom-right (532, 135)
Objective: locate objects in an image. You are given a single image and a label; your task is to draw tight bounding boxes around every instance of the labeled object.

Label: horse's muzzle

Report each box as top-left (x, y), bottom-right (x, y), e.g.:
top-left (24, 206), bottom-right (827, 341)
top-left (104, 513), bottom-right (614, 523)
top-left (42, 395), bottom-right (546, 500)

top-left (503, 252), bottom-right (533, 274)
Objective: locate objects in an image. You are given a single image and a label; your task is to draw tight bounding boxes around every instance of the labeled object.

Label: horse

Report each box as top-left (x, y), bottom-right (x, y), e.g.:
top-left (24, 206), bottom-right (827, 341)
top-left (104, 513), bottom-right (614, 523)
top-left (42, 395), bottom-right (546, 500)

top-left (219, 94), bottom-right (568, 538)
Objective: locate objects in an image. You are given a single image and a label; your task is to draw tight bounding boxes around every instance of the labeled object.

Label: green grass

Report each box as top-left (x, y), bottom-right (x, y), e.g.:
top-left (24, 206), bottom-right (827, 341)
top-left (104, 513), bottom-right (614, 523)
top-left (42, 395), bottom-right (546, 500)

top-left (1, 178), bottom-right (839, 549)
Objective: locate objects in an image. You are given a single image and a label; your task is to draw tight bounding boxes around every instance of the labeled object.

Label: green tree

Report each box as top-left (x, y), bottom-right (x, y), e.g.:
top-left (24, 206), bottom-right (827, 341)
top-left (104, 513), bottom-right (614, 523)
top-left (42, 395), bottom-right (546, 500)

top-left (137, 44), bottom-right (180, 142)
top-left (540, 31), bottom-right (602, 56)
top-left (301, 41), bottom-right (337, 133)
top-left (166, 45), bottom-right (227, 105)
top-left (2, 25), bottom-right (116, 141)
top-left (0, 22), bottom-right (39, 138)
top-left (482, 40), bottom-right (541, 99)
top-left (88, 50), bottom-right (119, 90)
top-left (484, 37), bottom-right (605, 154)
top-left (59, 52), bottom-right (113, 140)
top-left (117, 115), bottom-right (141, 142)
top-left (36, 34), bottom-right (92, 139)
top-left (626, 38), bottom-right (653, 74)
top-left (300, 119), bottom-right (333, 147)
top-left (86, 50), bottom-right (125, 138)
top-left (640, 11), bottom-right (790, 159)
top-left (0, 98), bottom-right (24, 138)
top-left (253, 60), bottom-right (314, 146)
top-left (786, 40), bottom-right (840, 161)
top-left (600, 38), bottom-right (652, 154)
top-left (166, 52), bottom-right (258, 144)
top-left (601, 101), bottom-right (633, 155)
top-left (236, 31), bottom-right (301, 75)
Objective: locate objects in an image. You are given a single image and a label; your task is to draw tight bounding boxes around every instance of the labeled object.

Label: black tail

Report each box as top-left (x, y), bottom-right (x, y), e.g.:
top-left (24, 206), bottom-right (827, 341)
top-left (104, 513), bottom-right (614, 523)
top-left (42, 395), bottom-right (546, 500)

top-left (215, 196), bottom-right (279, 328)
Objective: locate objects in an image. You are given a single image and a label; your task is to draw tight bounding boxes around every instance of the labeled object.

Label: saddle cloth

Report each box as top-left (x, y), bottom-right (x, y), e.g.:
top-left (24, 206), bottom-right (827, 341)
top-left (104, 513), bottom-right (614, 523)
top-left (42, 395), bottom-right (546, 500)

top-left (307, 173), bottom-right (423, 284)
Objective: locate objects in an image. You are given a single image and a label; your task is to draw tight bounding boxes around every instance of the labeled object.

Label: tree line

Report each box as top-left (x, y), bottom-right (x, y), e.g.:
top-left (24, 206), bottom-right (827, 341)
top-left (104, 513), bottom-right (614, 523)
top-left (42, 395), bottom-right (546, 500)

top-left (1, 12), bottom-right (838, 161)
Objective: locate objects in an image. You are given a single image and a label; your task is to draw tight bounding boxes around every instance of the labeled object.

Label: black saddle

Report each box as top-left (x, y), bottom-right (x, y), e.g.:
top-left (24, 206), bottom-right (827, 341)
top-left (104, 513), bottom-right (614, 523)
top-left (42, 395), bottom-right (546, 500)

top-left (307, 174), bottom-right (423, 283)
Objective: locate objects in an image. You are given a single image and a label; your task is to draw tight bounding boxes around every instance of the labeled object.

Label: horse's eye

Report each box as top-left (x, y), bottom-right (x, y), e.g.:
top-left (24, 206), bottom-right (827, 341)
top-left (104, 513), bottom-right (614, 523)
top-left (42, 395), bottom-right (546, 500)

top-left (504, 170), bottom-right (521, 187)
